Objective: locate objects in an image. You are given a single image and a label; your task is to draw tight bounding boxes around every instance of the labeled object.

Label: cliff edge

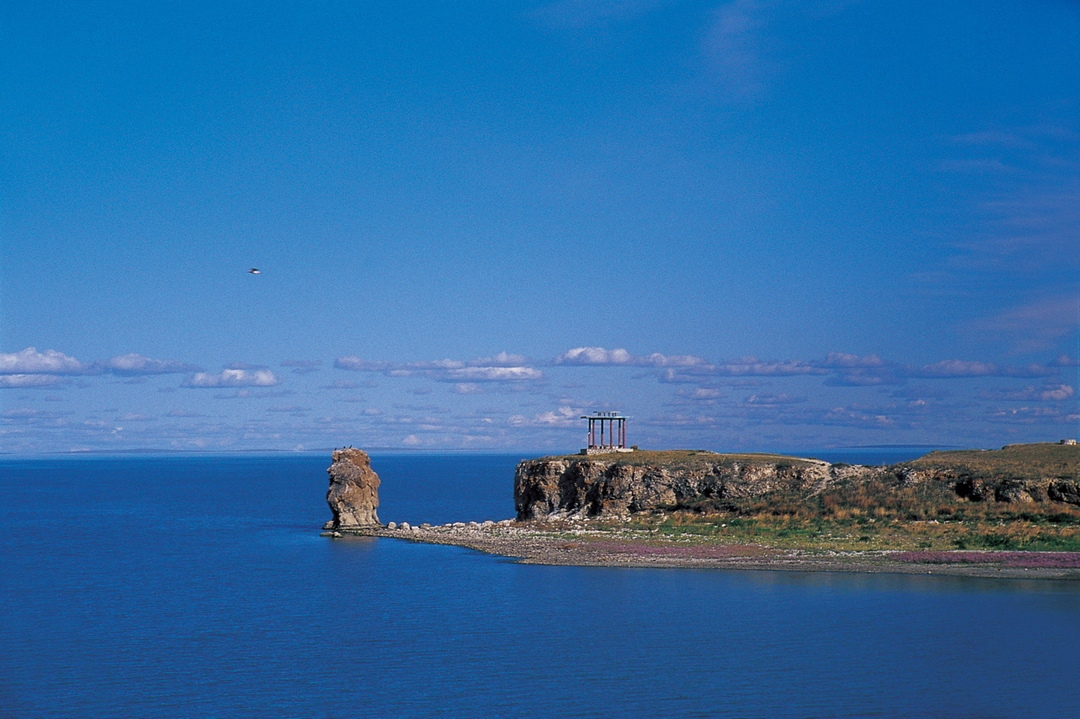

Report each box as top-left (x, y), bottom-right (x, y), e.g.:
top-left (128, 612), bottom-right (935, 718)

top-left (515, 445), bottom-right (1080, 520)
top-left (325, 448), bottom-right (381, 529)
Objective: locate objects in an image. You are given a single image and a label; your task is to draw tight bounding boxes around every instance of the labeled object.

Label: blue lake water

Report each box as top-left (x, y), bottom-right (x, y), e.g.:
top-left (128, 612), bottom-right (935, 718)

top-left (2, 453), bottom-right (1079, 718)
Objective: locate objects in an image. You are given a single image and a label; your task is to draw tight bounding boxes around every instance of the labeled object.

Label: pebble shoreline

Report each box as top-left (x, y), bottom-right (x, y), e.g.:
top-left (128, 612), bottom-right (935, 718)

top-left (322, 519), bottom-right (1080, 581)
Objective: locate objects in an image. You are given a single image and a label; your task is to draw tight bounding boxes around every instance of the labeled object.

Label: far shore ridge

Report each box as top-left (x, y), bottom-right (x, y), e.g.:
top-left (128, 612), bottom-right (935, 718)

top-left (322, 441), bottom-right (1080, 581)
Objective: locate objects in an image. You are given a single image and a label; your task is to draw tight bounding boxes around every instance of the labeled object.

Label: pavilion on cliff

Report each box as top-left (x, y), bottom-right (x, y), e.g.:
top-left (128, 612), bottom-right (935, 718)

top-left (580, 411), bottom-right (633, 455)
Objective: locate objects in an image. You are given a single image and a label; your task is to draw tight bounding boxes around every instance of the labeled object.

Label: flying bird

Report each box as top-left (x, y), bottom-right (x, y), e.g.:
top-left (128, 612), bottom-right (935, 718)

top-left (248, 268), bottom-right (261, 275)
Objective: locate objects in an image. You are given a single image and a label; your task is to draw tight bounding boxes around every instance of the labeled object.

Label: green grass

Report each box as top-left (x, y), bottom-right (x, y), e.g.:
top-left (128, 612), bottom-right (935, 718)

top-left (623, 481), bottom-right (1080, 552)
top-left (617, 511), bottom-right (1080, 552)
top-left (904, 442), bottom-right (1079, 481)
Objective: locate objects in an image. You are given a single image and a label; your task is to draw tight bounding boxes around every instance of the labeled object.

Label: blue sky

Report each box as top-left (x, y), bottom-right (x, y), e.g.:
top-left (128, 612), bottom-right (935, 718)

top-left (2, 0), bottom-right (1078, 454)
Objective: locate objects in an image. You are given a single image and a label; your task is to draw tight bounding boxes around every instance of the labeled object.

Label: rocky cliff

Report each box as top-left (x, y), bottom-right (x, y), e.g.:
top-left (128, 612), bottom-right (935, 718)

top-left (900, 443), bottom-right (1080, 505)
top-left (514, 451), bottom-right (871, 519)
top-left (325, 448), bottom-right (381, 529)
top-left (515, 445), bottom-right (1080, 520)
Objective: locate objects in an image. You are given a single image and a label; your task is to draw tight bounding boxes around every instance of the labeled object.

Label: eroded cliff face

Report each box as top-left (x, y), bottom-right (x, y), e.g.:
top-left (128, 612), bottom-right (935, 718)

top-left (895, 443), bottom-right (1080, 506)
top-left (325, 448), bottom-right (381, 529)
top-left (514, 448), bottom-right (1080, 520)
top-left (514, 454), bottom-right (873, 520)
top-left (899, 468), bottom-right (1080, 505)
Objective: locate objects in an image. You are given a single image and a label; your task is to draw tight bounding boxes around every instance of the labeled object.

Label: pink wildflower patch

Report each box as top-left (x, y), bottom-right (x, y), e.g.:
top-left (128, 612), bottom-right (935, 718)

top-left (893, 551), bottom-right (1080, 569)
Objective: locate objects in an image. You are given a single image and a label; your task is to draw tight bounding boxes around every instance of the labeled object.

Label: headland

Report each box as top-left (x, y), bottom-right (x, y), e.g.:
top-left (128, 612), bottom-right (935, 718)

top-left (324, 442), bottom-right (1080, 580)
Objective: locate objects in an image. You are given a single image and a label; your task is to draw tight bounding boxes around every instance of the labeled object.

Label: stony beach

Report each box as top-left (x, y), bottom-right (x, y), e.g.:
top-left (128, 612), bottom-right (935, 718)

top-left (326, 519), bottom-right (1080, 581)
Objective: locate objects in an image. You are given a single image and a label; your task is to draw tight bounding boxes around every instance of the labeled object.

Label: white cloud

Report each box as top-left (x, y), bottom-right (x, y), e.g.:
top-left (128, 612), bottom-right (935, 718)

top-left (182, 369), bottom-right (280, 388)
top-left (100, 353), bottom-right (201, 375)
top-left (470, 351), bottom-right (529, 367)
top-left (1039, 385), bottom-right (1074, 401)
top-left (822, 406), bottom-right (896, 429)
top-left (821, 353), bottom-right (886, 368)
top-left (335, 357), bottom-right (393, 372)
top-left (445, 366), bottom-right (543, 382)
top-left (2, 348), bottom-right (205, 381)
top-left (712, 358), bottom-right (827, 376)
top-left (509, 405), bottom-right (579, 428)
top-left (744, 393), bottom-right (807, 405)
top-left (555, 346), bottom-right (708, 367)
top-left (0, 348), bottom-right (84, 375)
top-left (988, 406), bottom-right (1073, 424)
top-left (335, 354), bottom-right (543, 383)
top-left (1, 407), bottom-right (71, 423)
top-left (980, 384), bottom-right (1076, 402)
top-left (908, 360), bottom-right (1054, 379)
top-left (416, 359), bottom-right (466, 370)
top-left (0, 374), bottom-right (68, 388)
top-left (2, 408), bottom-right (45, 419)
top-left (555, 347), bottom-right (636, 365)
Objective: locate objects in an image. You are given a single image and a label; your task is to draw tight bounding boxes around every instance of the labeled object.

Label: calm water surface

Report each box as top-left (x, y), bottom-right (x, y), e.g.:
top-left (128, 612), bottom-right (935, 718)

top-left (2, 454), bottom-right (1079, 718)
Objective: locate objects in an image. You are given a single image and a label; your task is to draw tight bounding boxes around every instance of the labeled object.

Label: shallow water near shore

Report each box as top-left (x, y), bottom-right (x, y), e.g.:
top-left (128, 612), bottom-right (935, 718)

top-left (2, 453), bottom-right (1079, 718)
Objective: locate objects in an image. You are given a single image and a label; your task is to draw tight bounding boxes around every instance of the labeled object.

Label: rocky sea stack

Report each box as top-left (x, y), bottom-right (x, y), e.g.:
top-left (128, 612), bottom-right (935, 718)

top-left (325, 448), bottom-right (381, 529)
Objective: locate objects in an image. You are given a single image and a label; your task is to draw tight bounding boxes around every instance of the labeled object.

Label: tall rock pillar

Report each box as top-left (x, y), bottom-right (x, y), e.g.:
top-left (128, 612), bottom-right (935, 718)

top-left (325, 448), bottom-right (381, 529)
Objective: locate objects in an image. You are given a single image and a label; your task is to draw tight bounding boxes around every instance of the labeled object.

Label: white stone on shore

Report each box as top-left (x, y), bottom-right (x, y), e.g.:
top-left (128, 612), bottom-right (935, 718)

top-left (399, 521), bottom-right (411, 530)
top-left (420, 523), bottom-right (431, 529)
top-left (387, 521), bottom-right (397, 530)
